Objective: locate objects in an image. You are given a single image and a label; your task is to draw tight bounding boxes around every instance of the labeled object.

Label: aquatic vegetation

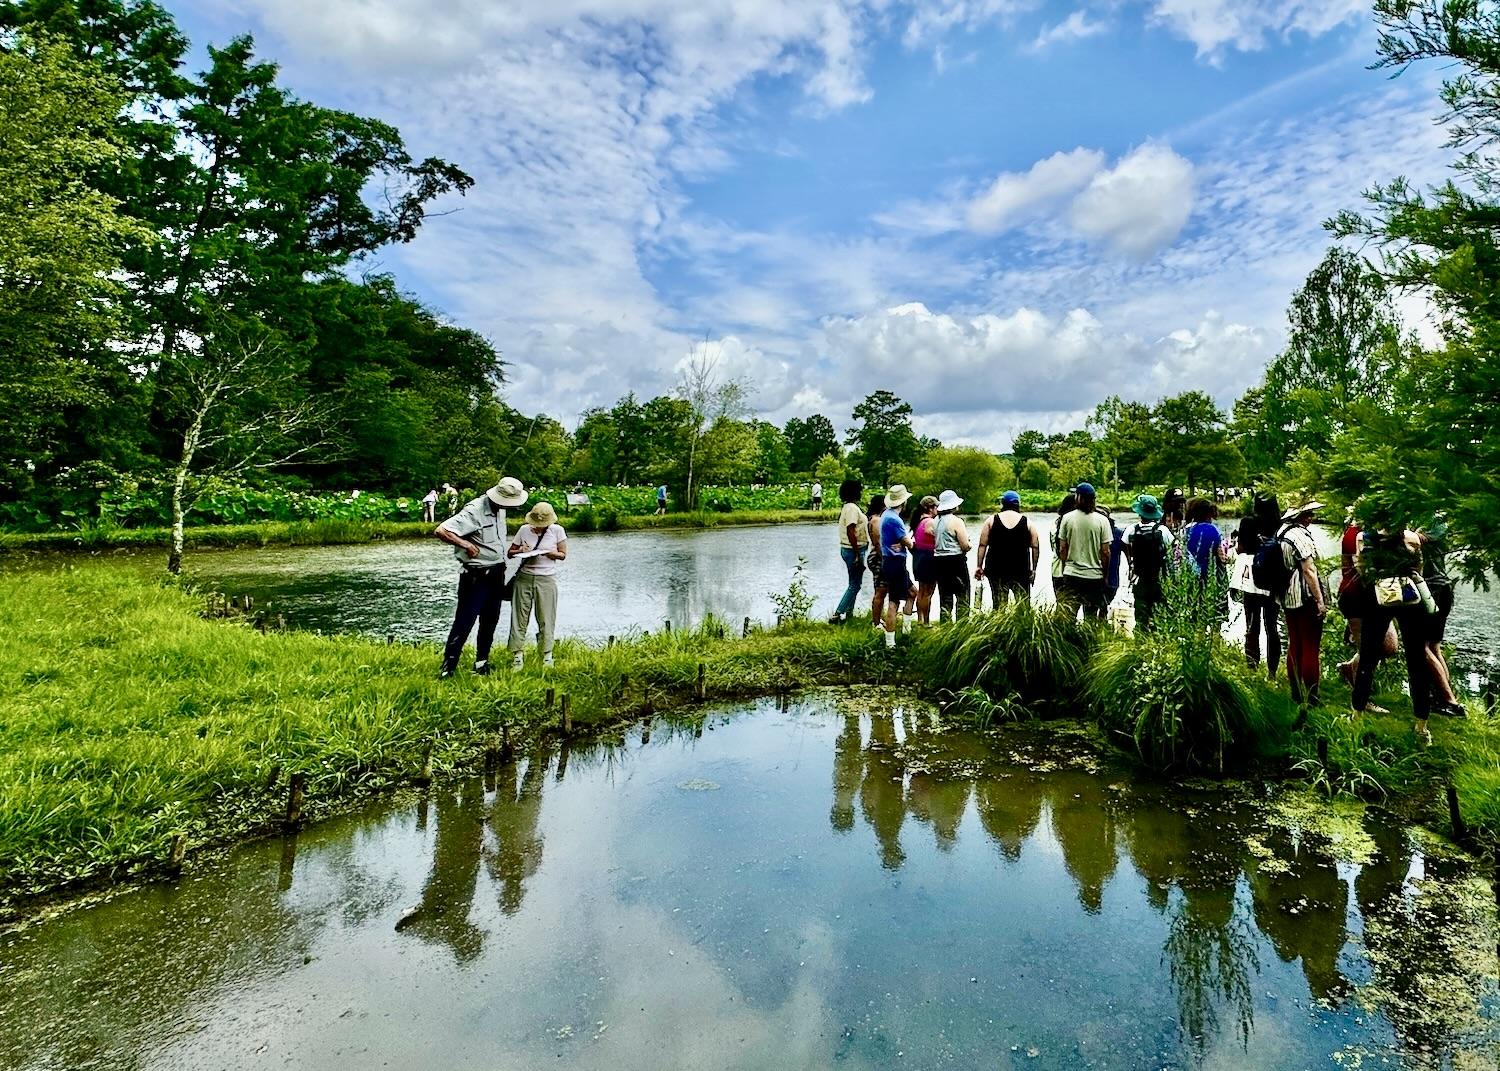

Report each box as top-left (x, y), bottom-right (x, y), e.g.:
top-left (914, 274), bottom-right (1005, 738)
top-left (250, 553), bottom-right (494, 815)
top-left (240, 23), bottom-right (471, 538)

top-left (911, 600), bottom-right (1101, 713)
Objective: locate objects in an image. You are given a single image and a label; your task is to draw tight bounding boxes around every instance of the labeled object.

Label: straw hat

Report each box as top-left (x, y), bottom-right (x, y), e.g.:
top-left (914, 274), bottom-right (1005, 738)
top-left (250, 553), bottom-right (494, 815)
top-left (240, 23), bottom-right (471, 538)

top-left (885, 484), bottom-right (912, 509)
top-left (1281, 500), bottom-right (1324, 522)
top-left (486, 476), bottom-right (528, 508)
top-left (525, 501), bottom-right (558, 527)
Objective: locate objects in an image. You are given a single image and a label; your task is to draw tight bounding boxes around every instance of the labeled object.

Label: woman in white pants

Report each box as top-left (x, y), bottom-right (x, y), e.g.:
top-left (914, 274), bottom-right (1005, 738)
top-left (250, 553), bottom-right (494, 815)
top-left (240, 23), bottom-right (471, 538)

top-left (507, 502), bottom-right (568, 668)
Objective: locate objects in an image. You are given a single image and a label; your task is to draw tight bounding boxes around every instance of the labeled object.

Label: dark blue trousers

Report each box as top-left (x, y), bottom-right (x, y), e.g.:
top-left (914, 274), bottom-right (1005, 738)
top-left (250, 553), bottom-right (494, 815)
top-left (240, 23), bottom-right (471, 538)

top-left (442, 567), bottom-right (507, 671)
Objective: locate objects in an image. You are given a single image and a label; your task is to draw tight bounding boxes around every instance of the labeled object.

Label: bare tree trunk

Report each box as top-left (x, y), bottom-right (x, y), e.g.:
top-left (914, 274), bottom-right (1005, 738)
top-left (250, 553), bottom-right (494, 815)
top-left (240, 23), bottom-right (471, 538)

top-left (167, 416), bottom-right (204, 576)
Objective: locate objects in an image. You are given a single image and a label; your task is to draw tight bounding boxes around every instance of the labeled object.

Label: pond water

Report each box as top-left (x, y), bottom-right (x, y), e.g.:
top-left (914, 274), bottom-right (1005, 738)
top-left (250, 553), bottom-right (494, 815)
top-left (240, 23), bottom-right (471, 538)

top-left (183, 516), bottom-right (1500, 669)
top-left (2, 692), bottom-right (1495, 1070)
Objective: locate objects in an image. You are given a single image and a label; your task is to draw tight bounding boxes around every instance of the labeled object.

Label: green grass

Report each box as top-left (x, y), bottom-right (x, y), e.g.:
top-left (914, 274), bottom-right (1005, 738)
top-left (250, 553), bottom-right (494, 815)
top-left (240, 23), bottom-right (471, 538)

top-left (0, 564), bottom-right (887, 916)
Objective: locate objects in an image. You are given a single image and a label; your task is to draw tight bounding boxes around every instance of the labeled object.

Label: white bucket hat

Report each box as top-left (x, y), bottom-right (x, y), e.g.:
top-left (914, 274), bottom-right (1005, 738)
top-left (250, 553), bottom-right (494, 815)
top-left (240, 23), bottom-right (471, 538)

top-left (936, 489), bottom-right (963, 512)
top-left (486, 476), bottom-right (528, 508)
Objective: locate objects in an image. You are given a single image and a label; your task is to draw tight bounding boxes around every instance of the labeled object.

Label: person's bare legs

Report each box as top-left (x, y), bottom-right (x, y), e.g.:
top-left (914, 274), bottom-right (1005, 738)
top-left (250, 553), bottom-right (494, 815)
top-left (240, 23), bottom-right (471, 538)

top-left (917, 581), bottom-right (935, 624)
top-left (871, 586), bottom-right (886, 628)
top-left (1425, 641), bottom-right (1458, 705)
top-left (884, 598), bottom-right (899, 634)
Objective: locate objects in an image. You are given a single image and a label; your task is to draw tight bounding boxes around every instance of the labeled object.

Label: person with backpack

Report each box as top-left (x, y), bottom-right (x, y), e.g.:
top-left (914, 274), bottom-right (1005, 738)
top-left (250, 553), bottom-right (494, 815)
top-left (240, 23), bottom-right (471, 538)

top-left (1274, 502), bottom-right (1327, 708)
top-left (1419, 514), bottom-right (1466, 717)
top-left (1230, 512), bottom-right (1280, 678)
top-left (975, 490), bottom-right (1039, 606)
top-left (1350, 526), bottom-right (1435, 742)
top-left (1122, 493), bottom-right (1173, 633)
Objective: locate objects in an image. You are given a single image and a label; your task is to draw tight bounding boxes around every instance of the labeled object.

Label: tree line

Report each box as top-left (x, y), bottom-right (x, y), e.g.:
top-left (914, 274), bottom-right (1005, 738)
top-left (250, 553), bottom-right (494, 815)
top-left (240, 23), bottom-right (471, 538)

top-left (4, 1), bottom-right (1496, 578)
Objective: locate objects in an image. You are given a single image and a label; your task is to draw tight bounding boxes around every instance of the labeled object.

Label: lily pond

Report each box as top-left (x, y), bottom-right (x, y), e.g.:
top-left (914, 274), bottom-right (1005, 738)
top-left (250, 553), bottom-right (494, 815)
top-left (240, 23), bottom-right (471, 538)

top-left (2, 691), bottom-right (1495, 1070)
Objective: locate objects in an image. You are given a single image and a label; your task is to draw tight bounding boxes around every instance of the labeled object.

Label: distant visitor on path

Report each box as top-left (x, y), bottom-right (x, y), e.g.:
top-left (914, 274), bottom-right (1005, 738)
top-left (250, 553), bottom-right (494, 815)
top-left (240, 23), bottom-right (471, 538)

top-left (434, 476), bottom-right (529, 679)
top-left (507, 501), bottom-right (568, 669)
top-left (830, 479), bottom-right (866, 624)
top-left (421, 487), bottom-right (438, 523)
top-left (655, 484), bottom-right (668, 516)
top-left (1055, 483), bottom-right (1112, 620)
top-left (975, 490), bottom-right (1038, 607)
top-left (932, 489), bottom-right (972, 622)
top-left (1122, 494), bottom-right (1172, 633)
top-left (811, 481), bottom-right (823, 510)
top-left (443, 482), bottom-right (459, 516)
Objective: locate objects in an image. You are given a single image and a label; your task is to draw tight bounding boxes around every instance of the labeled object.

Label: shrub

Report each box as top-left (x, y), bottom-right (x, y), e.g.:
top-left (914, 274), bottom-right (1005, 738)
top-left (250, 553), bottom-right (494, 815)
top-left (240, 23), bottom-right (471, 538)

top-left (570, 507), bottom-right (597, 533)
top-left (1086, 636), bottom-right (1290, 771)
top-left (912, 601), bottom-right (1100, 713)
top-left (598, 507), bottom-right (621, 531)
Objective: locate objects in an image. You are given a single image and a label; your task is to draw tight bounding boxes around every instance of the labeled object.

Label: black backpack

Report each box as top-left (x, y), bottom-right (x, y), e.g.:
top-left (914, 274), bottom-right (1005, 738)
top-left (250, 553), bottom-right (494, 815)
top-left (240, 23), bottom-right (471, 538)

top-left (1251, 526), bottom-right (1294, 595)
top-left (1132, 522), bottom-right (1167, 587)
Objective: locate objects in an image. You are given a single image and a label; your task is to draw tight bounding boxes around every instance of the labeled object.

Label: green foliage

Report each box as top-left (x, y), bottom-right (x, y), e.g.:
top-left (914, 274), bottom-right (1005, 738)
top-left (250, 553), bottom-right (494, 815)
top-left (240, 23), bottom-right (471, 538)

top-left (785, 414), bottom-right (840, 474)
top-left (892, 445), bottom-right (1007, 509)
top-left (911, 601), bottom-right (1101, 713)
top-left (1011, 429), bottom-right (1047, 464)
top-left (0, 32), bottom-right (154, 492)
top-left (1145, 392), bottom-right (1245, 493)
top-left (846, 390), bottom-right (920, 486)
top-left (1020, 458), bottom-right (1052, 489)
top-left (813, 453), bottom-right (855, 490)
top-left (1088, 397), bottom-right (1156, 490)
top-left (1086, 634), bottom-right (1289, 772)
top-left (768, 557), bottom-right (817, 621)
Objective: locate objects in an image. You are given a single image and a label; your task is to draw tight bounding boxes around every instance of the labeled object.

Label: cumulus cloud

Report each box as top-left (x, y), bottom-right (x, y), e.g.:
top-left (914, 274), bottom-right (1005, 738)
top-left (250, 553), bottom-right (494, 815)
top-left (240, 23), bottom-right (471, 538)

top-left (965, 148), bottom-right (1105, 234)
top-left (1144, 0), bottom-right (1368, 58)
top-left (815, 301), bottom-right (1268, 421)
top-left (1030, 10), bottom-right (1108, 51)
top-left (1069, 143), bottom-right (1196, 257)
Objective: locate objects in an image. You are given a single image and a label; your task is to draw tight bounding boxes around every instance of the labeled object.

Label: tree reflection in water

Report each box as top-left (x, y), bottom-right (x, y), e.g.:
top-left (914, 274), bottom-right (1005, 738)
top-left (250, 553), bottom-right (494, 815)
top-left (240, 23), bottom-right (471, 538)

top-left (821, 706), bottom-right (1495, 1065)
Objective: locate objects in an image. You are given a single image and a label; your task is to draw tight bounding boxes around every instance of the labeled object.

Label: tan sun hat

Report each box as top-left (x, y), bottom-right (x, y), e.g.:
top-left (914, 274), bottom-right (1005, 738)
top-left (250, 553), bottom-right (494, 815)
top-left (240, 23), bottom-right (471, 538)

top-left (885, 484), bottom-right (912, 509)
top-left (486, 476), bottom-right (527, 508)
top-left (525, 501), bottom-right (558, 526)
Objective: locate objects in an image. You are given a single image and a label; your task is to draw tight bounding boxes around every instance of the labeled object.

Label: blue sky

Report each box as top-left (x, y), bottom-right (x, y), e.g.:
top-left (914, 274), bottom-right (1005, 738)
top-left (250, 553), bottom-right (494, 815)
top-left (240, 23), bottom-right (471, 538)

top-left (182, 0), bottom-right (1452, 449)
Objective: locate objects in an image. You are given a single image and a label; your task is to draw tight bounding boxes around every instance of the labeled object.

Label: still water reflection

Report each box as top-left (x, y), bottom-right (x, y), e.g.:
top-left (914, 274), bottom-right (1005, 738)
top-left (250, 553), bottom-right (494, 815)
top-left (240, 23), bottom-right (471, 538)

top-left (3, 692), bottom-right (1494, 1070)
top-left (185, 517), bottom-right (1499, 665)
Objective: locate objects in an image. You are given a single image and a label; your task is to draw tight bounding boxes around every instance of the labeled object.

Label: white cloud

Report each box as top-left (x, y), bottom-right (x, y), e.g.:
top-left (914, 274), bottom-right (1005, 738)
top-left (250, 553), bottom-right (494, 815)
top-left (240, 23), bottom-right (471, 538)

top-left (1030, 10), bottom-right (1107, 51)
top-left (1144, 0), bottom-right (1368, 58)
top-left (1069, 143), bottom-right (1196, 257)
top-left (965, 147), bottom-right (1106, 233)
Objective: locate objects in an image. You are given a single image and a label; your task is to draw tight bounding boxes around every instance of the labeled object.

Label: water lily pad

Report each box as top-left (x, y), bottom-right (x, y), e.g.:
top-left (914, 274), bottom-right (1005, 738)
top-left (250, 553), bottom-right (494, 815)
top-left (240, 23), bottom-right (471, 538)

top-left (677, 778), bottom-right (720, 791)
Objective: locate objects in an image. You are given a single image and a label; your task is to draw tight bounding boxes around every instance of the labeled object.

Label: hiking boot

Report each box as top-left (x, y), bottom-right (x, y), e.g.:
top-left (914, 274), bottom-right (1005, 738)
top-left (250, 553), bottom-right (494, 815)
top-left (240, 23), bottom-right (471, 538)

top-left (1415, 725), bottom-right (1433, 748)
top-left (511, 654), bottom-right (525, 670)
top-left (542, 654), bottom-right (554, 668)
top-left (473, 660), bottom-right (491, 676)
top-left (438, 666), bottom-right (456, 680)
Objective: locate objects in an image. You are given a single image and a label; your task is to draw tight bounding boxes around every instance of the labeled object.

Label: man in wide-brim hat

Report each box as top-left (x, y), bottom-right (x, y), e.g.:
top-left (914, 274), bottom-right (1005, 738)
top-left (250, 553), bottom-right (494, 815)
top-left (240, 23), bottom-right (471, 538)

top-left (435, 476), bottom-right (528, 678)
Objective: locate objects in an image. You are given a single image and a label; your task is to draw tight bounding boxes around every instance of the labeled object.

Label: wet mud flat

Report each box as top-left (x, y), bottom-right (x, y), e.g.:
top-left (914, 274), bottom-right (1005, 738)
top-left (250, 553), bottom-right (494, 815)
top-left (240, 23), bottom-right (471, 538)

top-left (1, 689), bottom-right (1495, 1070)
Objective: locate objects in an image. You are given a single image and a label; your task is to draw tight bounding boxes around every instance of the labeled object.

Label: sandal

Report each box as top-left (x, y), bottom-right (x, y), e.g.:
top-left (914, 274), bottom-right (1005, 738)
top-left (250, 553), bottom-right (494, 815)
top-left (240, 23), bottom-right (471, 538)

top-left (1415, 725), bottom-right (1433, 748)
top-left (1356, 703), bottom-right (1390, 715)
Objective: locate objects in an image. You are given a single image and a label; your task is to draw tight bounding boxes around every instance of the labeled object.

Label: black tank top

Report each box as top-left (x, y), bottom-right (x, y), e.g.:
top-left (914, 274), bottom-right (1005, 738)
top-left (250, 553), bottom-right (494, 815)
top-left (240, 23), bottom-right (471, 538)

top-left (985, 514), bottom-right (1031, 580)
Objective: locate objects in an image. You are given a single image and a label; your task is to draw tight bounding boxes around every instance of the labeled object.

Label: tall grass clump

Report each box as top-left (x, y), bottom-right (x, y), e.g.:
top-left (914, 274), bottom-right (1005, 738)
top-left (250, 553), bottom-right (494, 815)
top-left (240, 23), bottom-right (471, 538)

top-left (1087, 569), bottom-right (1292, 771)
top-left (912, 601), bottom-right (1100, 714)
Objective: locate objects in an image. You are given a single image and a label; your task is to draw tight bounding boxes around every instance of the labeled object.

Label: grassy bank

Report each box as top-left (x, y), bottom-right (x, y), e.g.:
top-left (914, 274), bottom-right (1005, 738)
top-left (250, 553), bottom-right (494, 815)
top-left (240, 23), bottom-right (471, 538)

top-left (0, 509), bottom-right (829, 555)
top-left (0, 564), bottom-right (886, 918)
top-left (7, 564), bottom-right (1496, 921)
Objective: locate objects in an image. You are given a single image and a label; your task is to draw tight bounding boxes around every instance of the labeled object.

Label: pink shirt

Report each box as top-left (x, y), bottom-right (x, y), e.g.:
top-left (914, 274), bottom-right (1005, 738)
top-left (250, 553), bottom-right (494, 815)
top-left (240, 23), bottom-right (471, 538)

top-left (913, 516), bottom-right (937, 552)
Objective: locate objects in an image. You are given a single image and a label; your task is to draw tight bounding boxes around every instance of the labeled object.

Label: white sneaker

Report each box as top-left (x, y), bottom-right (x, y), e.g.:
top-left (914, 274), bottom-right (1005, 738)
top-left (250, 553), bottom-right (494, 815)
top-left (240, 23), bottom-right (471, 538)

top-left (542, 654), bottom-right (554, 667)
top-left (511, 654), bottom-right (525, 670)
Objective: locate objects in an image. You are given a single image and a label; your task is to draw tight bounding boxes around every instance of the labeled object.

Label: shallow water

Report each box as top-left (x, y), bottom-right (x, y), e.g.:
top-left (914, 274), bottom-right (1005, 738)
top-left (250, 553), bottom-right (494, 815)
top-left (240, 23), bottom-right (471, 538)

top-left (176, 516), bottom-right (1500, 667)
top-left (3, 692), bottom-right (1495, 1070)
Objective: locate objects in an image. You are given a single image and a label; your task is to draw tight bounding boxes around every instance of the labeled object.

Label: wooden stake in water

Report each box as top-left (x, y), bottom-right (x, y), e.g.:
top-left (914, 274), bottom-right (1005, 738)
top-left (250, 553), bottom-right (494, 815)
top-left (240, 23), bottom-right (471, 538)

top-left (168, 833), bottom-right (187, 873)
top-left (695, 662), bottom-right (706, 701)
top-left (607, 635), bottom-right (615, 647)
top-left (561, 695), bottom-right (573, 734)
top-left (742, 617), bottom-right (751, 638)
top-left (285, 772), bottom-right (306, 828)
top-left (416, 742), bottom-right (433, 787)
top-left (641, 718), bottom-right (652, 746)
top-left (545, 687), bottom-right (556, 718)
top-left (1316, 736), bottom-right (1329, 770)
top-left (500, 723), bottom-right (514, 764)
top-left (265, 765), bottom-right (282, 791)
top-left (1447, 783), bottom-right (1468, 840)
top-left (664, 619), bottom-right (672, 634)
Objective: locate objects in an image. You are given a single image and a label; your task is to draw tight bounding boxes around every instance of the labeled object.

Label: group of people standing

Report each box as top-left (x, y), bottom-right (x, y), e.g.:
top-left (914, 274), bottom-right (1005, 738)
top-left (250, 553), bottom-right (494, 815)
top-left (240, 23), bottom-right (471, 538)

top-left (834, 480), bottom-right (1464, 744)
top-left (435, 477), bottom-right (570, 679)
